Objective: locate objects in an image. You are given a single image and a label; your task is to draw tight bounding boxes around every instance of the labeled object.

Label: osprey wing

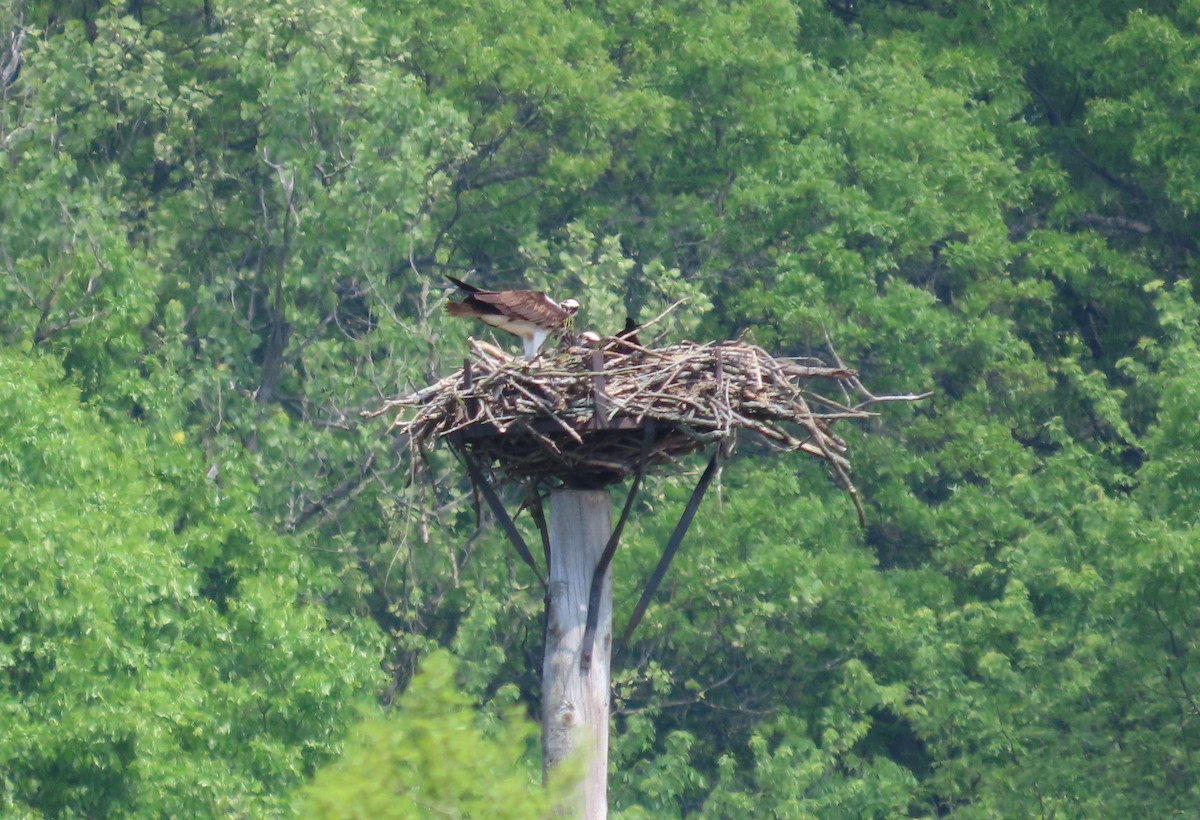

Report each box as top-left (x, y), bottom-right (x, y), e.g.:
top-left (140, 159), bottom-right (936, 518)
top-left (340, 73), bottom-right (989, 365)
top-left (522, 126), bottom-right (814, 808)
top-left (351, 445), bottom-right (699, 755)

top-left (472, 290), bottom-right (574, 327)
top-left (445, 275), bottom-right (484, 295)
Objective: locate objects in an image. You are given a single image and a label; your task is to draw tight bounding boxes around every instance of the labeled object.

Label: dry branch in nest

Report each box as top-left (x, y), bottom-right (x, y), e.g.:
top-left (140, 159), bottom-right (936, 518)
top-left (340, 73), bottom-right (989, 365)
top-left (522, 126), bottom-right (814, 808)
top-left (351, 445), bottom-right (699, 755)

top-left (368, 330), bottom-right (930, 523)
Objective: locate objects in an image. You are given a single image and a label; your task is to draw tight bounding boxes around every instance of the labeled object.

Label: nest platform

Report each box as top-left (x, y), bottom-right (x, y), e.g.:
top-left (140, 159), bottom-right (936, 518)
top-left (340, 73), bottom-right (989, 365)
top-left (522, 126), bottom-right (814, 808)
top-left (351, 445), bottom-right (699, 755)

top-left (371, 333), bottom-right (888, 492)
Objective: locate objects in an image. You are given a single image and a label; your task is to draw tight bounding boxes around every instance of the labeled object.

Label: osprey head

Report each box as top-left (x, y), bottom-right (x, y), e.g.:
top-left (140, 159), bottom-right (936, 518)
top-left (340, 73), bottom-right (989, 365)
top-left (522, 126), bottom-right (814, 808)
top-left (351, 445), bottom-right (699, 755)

top-left (559, 298), bottom-right (581, 330)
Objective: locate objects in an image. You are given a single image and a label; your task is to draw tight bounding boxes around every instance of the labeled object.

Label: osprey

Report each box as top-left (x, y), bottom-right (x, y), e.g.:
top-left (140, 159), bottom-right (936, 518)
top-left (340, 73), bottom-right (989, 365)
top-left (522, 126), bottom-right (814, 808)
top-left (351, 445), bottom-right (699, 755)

top-left (445, 275), bottom-right (581, 359)
top-left (617, 317), bottom-right (642, 350)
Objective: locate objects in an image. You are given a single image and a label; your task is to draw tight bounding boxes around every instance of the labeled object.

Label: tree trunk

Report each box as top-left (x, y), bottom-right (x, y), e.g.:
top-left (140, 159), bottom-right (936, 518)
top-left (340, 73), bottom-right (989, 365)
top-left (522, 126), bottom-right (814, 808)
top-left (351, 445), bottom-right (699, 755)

top-left (542, 489), bottom-right (612, 820)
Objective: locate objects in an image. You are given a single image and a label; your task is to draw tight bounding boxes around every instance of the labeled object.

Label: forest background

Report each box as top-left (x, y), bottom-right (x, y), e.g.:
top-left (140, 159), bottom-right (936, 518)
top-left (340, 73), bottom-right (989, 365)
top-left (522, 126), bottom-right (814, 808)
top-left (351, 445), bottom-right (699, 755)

top-left (3, 0), bottom-right (1200, 816)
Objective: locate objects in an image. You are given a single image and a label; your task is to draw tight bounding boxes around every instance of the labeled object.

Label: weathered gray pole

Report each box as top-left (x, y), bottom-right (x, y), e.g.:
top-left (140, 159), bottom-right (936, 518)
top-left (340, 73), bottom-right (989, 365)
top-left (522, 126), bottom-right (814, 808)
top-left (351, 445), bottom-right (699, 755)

top-left (543, 488), bottom-right (613, 820)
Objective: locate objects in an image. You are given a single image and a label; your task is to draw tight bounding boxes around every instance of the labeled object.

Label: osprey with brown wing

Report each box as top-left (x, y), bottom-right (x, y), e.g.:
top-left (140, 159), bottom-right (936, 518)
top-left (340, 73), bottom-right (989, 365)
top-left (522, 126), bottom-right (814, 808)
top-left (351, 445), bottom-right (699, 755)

top-left (445, 275), bottom-right (580, 359)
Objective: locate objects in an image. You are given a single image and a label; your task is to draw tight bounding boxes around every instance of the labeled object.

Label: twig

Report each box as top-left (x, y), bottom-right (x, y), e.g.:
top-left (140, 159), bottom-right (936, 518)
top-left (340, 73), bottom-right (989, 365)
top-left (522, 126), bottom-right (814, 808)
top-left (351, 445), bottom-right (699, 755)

top-left (368, 336), bottom-right (928, 514)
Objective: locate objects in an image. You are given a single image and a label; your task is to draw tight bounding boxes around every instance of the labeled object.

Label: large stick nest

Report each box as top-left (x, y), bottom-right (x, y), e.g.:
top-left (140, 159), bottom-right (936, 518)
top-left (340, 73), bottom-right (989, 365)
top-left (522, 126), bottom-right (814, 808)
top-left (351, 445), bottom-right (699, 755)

top-left (370, 330), bottom-right (924, 514)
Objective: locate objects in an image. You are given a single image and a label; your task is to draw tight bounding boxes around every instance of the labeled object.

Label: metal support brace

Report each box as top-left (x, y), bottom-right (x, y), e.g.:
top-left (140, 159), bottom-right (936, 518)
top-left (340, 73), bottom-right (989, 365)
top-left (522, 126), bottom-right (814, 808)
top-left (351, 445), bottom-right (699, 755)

top-left (580, 423), bottom-right (656, 672)
top-left (529, 482), bottom-right (554, 677)
top-left (459, 446), bottom-right (545, 587)
top-left (616, 450), bottom-right (721, 655)
top-left (528, 482), bottom-right (553, 575)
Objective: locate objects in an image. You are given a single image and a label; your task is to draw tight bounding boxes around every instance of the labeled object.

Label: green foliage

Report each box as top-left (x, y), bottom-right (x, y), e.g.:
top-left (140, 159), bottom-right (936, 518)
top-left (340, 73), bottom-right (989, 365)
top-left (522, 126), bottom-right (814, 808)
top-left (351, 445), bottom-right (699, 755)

top-left (5, 0), bottom-right (1200, 814)
top-left (300, 650), bottom-right (575, 818)
top-left (0, 351), bottom-right (380, 817)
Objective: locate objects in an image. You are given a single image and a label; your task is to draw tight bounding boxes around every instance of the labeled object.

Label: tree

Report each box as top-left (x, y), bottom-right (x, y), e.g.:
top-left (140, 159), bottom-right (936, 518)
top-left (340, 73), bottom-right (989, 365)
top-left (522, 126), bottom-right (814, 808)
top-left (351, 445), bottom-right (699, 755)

top-left (0, 350), bottom-right (380, 817)
top-left (300, 650), bottom-right (578, 819)
top-left (5, 0), bottom-right (1200, 813)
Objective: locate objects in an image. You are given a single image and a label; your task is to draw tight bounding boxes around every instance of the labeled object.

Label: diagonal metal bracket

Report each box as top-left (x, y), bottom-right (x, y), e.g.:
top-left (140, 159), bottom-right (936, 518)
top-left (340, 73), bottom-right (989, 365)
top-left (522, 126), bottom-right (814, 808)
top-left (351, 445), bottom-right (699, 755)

top-left (616, 450), bottom-right (721, 657)
top-left (580, 422), bottom-right (656, 672)
top-left (528, 480), bottom-right (553, 677)
top-left (457, 443), bottom-right (545, 588)
top-left (528, 481), bottom-right (553, 576)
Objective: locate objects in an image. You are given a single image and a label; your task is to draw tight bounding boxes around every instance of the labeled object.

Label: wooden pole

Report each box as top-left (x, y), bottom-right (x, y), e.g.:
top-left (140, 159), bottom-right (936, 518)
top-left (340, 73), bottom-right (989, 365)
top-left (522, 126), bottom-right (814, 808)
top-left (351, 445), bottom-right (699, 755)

top-left (543, 488), bottom-right (613, 820)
